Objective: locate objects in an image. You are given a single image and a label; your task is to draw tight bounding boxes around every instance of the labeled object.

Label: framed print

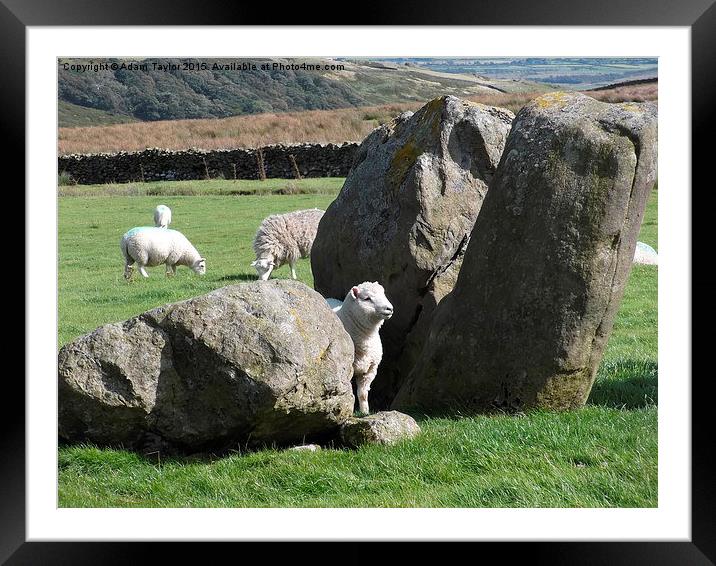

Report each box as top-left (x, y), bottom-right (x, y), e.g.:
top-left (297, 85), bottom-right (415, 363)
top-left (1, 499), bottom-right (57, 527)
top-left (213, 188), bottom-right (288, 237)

top-left (9, 0), bottom-right (712, 562)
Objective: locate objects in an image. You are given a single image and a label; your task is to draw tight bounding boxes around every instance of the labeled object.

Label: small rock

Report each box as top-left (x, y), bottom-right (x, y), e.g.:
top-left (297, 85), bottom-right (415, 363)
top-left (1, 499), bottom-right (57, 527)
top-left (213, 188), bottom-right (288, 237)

top-left (288, 444), bottom-right (322, 452)
top-left (339, 411), bottom-right (421, 448)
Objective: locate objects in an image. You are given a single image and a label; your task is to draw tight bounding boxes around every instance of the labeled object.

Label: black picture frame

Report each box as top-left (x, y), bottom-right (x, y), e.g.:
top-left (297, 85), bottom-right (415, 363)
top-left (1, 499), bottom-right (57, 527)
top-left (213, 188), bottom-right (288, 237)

top-left (9, 1), bottom-right (711, 563)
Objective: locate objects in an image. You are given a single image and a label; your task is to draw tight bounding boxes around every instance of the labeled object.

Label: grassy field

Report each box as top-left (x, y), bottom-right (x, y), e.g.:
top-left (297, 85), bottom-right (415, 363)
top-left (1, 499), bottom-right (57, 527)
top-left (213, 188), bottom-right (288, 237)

top-left (58, 186), bottom-right (340, 346)
top-left (58, 83), bottom-right (657, 155)
top-left (58, 177), bottom-right (344, 198)
top-left (58, 179), bottom-right (658, 508)
top-left (406, 59), bottom-right (657, 90)
top-left (58, 100), bottom-right (138, 128)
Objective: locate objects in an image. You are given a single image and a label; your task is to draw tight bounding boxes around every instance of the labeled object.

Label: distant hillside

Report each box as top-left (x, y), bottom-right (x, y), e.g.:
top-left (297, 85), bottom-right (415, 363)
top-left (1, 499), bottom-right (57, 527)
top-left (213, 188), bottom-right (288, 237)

top-left (59, 100), bottom-right (138, 127)
top-left (586, 77), bottom-right (657, 91)
top-left (377, 57), bottom-right (658, 90)
top-left (58, 81), bottom-right (657, 156)
top-left (58, 58), bottom-right (552, 128)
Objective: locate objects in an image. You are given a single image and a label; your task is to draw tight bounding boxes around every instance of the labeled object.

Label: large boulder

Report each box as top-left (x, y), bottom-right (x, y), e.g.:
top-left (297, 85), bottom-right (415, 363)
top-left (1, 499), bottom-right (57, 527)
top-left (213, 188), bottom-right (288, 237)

top-left (393, 92), bottom-right (658, 413)
top-left (311, 96), bottom-right (514, 407)
top-left (58, 280), bottom-right (355, 452)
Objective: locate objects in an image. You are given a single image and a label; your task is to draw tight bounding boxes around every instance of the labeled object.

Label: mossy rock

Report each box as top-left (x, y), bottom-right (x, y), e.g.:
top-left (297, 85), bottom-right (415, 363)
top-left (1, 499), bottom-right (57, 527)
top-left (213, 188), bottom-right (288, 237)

top-left (339, 411), bottom-right (421, 448)
top-left (394, 92), bottom-right (658, 414)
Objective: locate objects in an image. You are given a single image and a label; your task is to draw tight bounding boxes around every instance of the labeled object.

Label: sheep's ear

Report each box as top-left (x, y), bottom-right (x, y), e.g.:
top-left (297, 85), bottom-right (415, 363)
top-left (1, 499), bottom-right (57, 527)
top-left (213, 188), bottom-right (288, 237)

top-left (351, 286), bottom-right (360, 298)
top-left (250, 260), bottom-right (257, 266)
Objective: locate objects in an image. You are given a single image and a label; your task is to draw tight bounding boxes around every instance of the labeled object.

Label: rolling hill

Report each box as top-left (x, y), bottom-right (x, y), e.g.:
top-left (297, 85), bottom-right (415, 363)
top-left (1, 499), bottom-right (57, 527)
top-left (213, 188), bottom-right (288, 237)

top-left (57, 58), bottom-right (553, 128)
top-left (58, 79), bottom-right (657, 155)
top-left (58, 100), bottom-right (138, 128)
top-left (377, 57), bottom-right (658, 90)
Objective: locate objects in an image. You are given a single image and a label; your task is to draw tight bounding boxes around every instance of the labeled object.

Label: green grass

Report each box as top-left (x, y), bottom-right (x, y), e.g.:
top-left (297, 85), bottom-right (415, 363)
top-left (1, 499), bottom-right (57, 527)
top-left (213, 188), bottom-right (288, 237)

top-left (58, 189), bottom-right (338, 346)
top-left (59, 408), bottom-right (655, 507)
top-left (58, 179), bottom-right (658, 508)
top-left (58, 177), bottom-right (345, 197)
top-left (59, 100), bottom-right (137, 128)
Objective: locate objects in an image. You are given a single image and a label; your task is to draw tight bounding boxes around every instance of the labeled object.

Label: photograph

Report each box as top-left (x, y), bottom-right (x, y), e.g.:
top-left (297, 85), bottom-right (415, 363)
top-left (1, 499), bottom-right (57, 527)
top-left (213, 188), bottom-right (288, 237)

top-left (56, 55), bottom-right (660, 509)
top-left (11, 12), bottom-right (706, 560)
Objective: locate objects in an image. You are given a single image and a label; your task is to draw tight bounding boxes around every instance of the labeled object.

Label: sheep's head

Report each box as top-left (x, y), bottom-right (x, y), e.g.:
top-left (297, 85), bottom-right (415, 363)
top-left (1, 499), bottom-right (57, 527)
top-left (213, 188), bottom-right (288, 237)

top-left (347, 281), bottom-right (393, 322)
top-left (192, 257), bottom-right (207, 275)
top-left (251, 257), bottom-right (275, 280)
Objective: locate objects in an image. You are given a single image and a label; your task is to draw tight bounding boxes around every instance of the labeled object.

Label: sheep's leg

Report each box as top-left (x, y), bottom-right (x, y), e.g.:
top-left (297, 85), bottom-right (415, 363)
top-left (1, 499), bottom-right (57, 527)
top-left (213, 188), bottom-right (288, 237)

top-left (356, 368), bottom-right (377, 415)
top-left (165, 263), bottom-right (176, 277)
top-left (289, 260), bottom-right (297, 280)
top-left (138, 264), bottom-right (150, 278)
top-left (124, 262), bottom-right (134, 281)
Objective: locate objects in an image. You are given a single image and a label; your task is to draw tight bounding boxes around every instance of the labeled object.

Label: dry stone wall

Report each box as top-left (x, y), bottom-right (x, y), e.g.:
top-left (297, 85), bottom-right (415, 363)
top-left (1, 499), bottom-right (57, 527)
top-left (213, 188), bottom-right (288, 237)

top-left (58, 143), bottom-right (359, 185)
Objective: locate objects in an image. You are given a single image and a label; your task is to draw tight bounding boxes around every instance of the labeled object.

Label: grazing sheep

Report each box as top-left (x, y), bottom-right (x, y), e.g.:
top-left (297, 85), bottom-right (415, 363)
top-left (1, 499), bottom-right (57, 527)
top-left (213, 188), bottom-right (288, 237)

top-left (153, 204), bottom-right (172, 229)
top-left (332, 282), bottom-right (393, 414)
top-left (121, 227), bottom-right (206, 279)
top-left (633, 241), bottom-right (658, 265)
top-left (251, 208), bottom-right (324, 280)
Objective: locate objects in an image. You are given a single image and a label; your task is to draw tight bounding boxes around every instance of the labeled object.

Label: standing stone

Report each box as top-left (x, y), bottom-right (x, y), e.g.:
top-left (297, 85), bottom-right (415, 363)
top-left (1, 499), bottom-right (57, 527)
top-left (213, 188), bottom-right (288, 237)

top-left (311, 96), bottom-right (514, 408)
top-left (58, 280), bottom-right (355, 452)
top-left (393, 92), bottom-right (658, 413)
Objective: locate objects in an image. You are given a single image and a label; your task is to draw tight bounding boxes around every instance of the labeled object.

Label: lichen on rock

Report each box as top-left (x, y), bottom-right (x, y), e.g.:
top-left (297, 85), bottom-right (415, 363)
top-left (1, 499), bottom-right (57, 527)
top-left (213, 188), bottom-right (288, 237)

top-left (393, 92), bottom-right (658, 414)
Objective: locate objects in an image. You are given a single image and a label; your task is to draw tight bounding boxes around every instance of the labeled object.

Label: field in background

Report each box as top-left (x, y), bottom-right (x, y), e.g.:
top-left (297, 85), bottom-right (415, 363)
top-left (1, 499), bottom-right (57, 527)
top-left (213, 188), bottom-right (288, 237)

top-left (58, 179), bottom-right (658, 507)
top-left (58, 178), bottom-right (344, 198)
top-left (57, 103), bottom-right (419, 155)
top-left (58, 82), bottom-right (657, 155)
top-left (58, 189), bottom-right (337, 346)
top-left (381, 58), bottom-right (658, 90)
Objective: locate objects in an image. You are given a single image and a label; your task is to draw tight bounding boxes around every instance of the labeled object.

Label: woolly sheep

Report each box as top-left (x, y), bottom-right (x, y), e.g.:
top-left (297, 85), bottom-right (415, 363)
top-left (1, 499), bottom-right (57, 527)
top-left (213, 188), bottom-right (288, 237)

top-left (121, 227), bottom-right (206, 279)
top-left (331, 282), bottom-right (393, 414)
top-left (153, 204), bottom-right (172, 228)
top-left (633, 241), bottom-right (658, 265)
top-left (251, 208), bottom-right (324, 280)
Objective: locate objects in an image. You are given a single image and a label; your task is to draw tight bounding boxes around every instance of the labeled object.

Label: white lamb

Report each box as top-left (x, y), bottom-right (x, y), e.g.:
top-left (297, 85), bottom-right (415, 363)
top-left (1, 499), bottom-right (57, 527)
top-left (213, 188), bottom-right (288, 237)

top-left (251, 208), bottom-right (324, 280)
top-left (329, 282), bottom-right (393, 414)
top-left (153, 204), bottom-right (172, 229)
top-left (121, 227), bottom-right (206, 279)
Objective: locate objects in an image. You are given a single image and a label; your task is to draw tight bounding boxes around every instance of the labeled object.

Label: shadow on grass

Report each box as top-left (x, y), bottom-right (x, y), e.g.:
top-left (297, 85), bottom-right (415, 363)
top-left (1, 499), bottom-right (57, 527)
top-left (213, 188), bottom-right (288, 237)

top-left (59, 432), bottom-right (349, 466)
top-left (216, 273), bottom-right (256, 282)
top-left (389, 358), bottom-right (658, 421)
top-left (58, 359), bottom-right (658, 466)
top-left (588, 359), bottom-right (658, 409)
